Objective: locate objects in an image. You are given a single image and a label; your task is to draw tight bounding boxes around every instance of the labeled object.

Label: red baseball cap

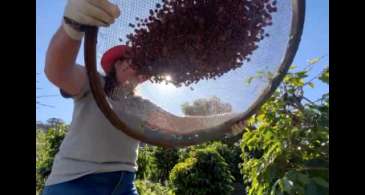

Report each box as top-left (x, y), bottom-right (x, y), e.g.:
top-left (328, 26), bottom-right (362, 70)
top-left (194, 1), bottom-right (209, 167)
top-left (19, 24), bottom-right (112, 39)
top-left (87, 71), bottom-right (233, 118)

top-left (101, 45), bottom-right (131, 74)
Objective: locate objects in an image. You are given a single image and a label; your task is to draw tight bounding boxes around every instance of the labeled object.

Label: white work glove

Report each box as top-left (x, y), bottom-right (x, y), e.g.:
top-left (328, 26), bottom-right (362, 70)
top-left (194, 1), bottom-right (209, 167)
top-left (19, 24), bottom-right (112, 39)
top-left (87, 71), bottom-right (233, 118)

top-left (63, 0), bottom-right (121, 40)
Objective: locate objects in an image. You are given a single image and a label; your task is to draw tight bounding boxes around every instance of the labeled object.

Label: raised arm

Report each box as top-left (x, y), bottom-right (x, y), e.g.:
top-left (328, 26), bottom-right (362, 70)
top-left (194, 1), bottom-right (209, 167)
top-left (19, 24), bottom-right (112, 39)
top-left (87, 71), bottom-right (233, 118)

top-left (44, 0), bottom-right (120, 96)
top-left (44, 26), bottom-right (86, 96)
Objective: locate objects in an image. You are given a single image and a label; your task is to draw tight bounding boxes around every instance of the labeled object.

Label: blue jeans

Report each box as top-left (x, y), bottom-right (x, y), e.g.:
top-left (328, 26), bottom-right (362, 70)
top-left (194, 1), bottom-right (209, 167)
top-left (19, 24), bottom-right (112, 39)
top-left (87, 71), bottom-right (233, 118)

top-left (42, 171), bottom-right (139, 195)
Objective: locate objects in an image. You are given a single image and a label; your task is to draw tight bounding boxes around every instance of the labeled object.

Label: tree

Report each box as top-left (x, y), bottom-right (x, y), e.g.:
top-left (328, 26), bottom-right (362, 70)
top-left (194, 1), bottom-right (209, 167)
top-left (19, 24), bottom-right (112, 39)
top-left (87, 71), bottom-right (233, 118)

top-left (239, 61), bottom-right (329, 195)
top-left (36, 120), bottom-right (68, 194)
top-left (46, 118), bottom-right (65, 128)
top-left (36, 118), bottom-right (67, 132)
top-left (36, 121), bottom-right (49, 132)
top-left (181, 96), bottom-right (232, 116)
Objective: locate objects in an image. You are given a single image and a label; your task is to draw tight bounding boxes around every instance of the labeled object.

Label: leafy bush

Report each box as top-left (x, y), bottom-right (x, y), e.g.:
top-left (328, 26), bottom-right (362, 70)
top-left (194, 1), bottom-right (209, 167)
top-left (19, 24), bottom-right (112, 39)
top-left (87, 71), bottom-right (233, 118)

top-left (240, 62), bottom-right (329, 195)
top-left (177, 141), bottom-right (222, 161)
top-left (205, 141), bottom-right (243, 183)
top-left (169, 148), bottom-right (234, 195)
top-left (177, 141), bottom-right (243, 184)
top-left (152, 147), bottom-right (180, 182)
top-left (137, 145), bottom-right (179, 183)
top-left (135, 179), bottom-right (174, 195)
top-left (137, 145), bottom-right (156, 180)
top-left (36, 124), bottom-right (67, 193)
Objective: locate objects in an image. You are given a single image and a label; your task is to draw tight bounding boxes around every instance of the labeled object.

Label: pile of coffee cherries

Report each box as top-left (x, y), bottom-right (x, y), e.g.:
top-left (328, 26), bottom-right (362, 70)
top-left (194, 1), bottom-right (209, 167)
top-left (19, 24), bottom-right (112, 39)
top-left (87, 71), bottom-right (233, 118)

top-left (124, 0), bottom-right (277, 87)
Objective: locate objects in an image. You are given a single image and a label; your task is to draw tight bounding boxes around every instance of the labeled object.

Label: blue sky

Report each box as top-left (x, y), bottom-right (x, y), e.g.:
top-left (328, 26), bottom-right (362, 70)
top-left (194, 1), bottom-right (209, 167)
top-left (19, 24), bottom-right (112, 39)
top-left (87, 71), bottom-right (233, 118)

top-left (36, 0), bottom-right (329, 123)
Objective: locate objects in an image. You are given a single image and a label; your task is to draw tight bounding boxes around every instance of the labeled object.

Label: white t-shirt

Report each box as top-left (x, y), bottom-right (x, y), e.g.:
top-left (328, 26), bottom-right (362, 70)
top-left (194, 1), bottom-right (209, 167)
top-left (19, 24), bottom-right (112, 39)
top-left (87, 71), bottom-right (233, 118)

top-left (46, 76), bottom-right (140, 186)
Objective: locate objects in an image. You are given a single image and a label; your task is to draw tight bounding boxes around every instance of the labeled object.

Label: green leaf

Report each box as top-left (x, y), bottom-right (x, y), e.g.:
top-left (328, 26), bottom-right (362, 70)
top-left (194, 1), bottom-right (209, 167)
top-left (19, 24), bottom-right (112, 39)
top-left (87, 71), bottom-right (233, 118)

top-left (296, 71), bottom-right (308, 78)
top-left (319, 67), bottom-right (329, 84)
top-left (264, 131), bottom-right (273, 140)
top-left (292, 77), bottom-right (304, 87)
top-left (246, 136), bottom-right (258, 147)
top-left (289, 65), bottom-right (297, 70)
top-left (307, 57), bottom-right (321, 65)
top-left (308, 82), bottom-right (315, 88)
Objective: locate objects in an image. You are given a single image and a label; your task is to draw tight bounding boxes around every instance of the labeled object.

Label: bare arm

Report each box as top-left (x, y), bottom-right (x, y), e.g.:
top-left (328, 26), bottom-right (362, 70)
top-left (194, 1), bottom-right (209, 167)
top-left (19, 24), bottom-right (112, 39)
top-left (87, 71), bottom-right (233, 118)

top-left (44, 0), bottom-right (120, 96)
top-left (44, 24), bottom-right (87, 97)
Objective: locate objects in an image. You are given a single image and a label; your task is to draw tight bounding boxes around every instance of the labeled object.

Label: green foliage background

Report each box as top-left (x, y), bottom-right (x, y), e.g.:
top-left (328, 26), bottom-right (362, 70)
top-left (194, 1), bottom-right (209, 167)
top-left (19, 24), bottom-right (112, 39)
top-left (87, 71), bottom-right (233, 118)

top-left (240, 61), bottom-right (329, 195)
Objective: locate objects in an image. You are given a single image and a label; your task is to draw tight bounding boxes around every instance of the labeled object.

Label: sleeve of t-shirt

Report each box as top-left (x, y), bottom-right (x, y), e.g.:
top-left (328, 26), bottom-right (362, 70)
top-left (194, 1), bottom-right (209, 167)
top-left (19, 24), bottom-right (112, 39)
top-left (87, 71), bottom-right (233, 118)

top-left (59, 73), bottom-right (105, 101)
